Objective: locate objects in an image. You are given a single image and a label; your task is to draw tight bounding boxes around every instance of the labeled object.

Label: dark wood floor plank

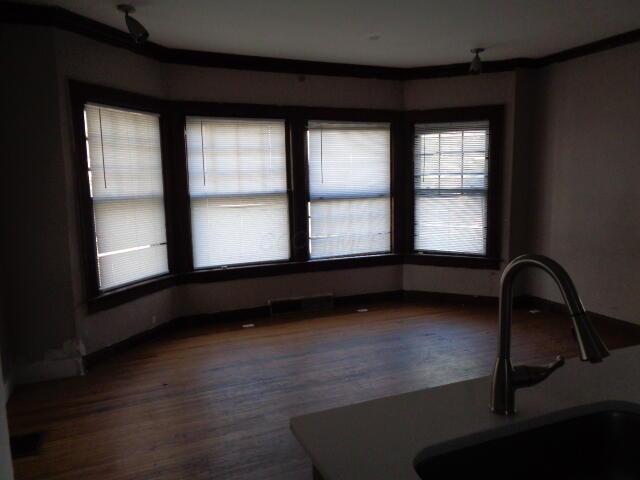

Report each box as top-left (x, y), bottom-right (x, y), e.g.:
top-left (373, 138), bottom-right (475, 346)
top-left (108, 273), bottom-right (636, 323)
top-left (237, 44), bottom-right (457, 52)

top-left (8, 300), bottom-right (640, 479)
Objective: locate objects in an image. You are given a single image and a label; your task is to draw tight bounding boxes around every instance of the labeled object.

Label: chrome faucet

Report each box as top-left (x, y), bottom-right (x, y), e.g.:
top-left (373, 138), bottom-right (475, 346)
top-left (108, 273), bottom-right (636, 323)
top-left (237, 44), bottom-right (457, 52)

top-left (491, 254), bottom-right (609, 415)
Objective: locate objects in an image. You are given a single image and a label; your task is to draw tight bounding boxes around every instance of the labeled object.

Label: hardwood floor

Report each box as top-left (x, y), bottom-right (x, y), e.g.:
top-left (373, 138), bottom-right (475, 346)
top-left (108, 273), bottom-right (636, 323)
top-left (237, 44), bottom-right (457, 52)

top-left (8, 299), bottom-right (640, 480)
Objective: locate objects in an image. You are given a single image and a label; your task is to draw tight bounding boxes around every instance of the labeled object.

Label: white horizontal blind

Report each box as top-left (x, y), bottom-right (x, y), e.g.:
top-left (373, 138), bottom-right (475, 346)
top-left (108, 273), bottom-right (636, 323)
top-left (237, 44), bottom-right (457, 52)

top-left (84, 104), bottom-right (168, 290)
top-left (307, 121), bottom-right (391, 258)
top-left (186, 117), bottom-right (290, 268)
top-left (414, 120), bottom-right (490, 255)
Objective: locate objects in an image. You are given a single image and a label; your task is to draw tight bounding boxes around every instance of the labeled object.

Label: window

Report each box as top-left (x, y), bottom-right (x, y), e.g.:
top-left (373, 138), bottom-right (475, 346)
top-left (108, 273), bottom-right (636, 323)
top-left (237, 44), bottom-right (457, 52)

top-left (414, 120), bottom-right (490, 255)
top-left (83, 104), bottom-right (169, 290)
top-left (185, 117), bottom-right (290, 268)
top-left (307, 121), bottom-right (391, 259)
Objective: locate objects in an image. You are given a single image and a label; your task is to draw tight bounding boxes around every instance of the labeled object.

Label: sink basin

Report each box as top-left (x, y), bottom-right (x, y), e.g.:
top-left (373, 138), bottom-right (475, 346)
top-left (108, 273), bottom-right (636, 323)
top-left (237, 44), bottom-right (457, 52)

top-left (415, 411), bottom-right (640, 480)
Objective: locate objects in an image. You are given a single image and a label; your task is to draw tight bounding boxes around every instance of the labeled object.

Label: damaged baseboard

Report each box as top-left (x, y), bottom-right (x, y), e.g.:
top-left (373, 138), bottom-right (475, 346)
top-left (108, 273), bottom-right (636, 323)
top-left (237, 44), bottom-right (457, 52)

top-left (12, 338), bottom-right (86, 386)
top-left (14, 357), bottom-right (85, 386)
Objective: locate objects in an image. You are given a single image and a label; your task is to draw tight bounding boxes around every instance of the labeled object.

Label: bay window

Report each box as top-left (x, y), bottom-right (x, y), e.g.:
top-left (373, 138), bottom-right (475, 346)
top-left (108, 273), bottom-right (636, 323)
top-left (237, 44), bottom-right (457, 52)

top-left (72, 82), bottom-right (502, 310)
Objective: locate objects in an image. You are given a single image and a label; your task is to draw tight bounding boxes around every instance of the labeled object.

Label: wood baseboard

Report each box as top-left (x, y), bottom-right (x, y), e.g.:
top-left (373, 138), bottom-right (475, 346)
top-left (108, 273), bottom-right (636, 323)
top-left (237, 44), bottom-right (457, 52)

top-left (83, 290), bottom-right (640, 371)
top-left (403, 290), bottom-right (498, 305)
top-left (516, 295), bottom-right (640, 341)
top-left (84, 290), bottom-right (405, 368)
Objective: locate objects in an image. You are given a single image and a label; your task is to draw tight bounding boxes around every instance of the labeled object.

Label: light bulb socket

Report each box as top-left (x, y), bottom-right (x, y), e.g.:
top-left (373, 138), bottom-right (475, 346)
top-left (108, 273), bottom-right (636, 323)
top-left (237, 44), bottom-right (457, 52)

top-left (469, 48), bottom-right (485, 74)
top-left (117, 4), bottom-right (135, 15)
top-left (118, 4), bottom-right (149, 44)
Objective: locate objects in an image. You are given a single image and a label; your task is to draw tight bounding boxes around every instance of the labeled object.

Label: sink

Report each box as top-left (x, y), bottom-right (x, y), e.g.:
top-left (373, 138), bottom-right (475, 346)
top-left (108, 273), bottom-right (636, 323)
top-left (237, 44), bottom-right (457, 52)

top-left (415, 411), bottom-right (640, 480)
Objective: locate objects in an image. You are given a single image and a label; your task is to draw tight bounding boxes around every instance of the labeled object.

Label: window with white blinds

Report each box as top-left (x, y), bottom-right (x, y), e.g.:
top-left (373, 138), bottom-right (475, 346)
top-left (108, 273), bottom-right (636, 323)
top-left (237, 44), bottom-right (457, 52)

top-left (307, 121), bottom-right (391, 259)
top-left (414, 120), bottom-right (490, 255)
top-left (84, 104), bottom-right (169, 291)
top-left (186, 117), bottom-right (290, 268)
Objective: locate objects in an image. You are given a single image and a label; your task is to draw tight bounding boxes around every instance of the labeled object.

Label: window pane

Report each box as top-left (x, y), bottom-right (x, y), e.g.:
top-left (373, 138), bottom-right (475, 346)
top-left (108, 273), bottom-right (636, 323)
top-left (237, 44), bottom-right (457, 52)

top-left (84, 104), bottom-right (168, 290)
top-left (93, 197), bottom-right (166, 253)
top-left (186, 117), bottom-right (290, 268)
top-left (415, 194), bottom-right (486, 254)
top-left (190, 195), bottom-right (289, 268)
top-left (307, 121), bottom-right (391, 258)
top-left (98, 244), bottom-right (168, 291)
top-left (309, 198), bottom-right (391, 258)
top-left (414, 120), bottom-right (489, 255)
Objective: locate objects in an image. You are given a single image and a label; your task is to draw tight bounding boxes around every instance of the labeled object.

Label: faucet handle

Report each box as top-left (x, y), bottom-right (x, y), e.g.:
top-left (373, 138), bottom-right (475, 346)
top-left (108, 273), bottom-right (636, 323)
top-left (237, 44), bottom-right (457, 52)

top-left (512, 355), bottom-right (565, 388)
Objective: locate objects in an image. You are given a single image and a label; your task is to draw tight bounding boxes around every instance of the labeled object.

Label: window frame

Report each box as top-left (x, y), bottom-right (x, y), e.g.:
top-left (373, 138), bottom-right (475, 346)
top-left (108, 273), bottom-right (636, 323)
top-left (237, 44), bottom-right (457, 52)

top-left (174, 103), bottom-right (401, 273)
top-left (301, 109), bottom-right (402, 263)
top-left (173, 102), bottom-right (299, 272)
top-left (70, 81), bottom-right (178, 301)
top-left (305, 119), bottom-right (394, 260)
top-left (183, 114), bottom-right (294, 270)
top-left (404, 105), bottom-right (504, 269)
top-left (71, 82), bottom-right (502, 312)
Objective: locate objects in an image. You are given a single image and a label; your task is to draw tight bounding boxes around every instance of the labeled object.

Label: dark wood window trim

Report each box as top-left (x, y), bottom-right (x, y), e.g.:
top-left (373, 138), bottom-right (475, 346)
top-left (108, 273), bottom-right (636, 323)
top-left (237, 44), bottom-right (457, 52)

top-left (69, 81), bottom-right (178, 301)
top-left (5, 3), bottom-right (640, 80)
top-left (174, 102), bottom-right (400, 266)
top-left (177, 108), bottom-right (296, 270)
top-left (403, 105), bottom-right (504, 269)
top-left (71, 82), bottom-right (502, 313)
top-left (403, 253), bottom-right (500, 270)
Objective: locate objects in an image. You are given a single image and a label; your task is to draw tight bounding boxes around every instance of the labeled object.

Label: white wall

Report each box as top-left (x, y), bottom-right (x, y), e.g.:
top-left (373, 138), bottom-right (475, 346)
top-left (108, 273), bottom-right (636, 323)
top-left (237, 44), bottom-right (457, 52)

top-left (526, 43), bottom-right (640, 323)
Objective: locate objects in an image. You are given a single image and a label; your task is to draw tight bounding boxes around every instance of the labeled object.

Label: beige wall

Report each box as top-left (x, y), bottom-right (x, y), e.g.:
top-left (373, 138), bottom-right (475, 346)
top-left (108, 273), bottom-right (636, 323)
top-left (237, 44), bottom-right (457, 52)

top-left (164, 64), bottom-right (403, 108)
top-left (83, 266), bottom-right (403, 353)
top-left (526, 43), bottom-right (640, 323)
top-left (402, 72), bottom-right (517, 294)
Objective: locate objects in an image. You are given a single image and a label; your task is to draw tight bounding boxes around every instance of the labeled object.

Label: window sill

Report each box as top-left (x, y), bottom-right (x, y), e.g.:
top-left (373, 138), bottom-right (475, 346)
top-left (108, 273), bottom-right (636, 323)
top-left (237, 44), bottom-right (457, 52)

top-left (87, 252), bottom-right (500, 312)
top-left (183, 254), bottom-right (401, 284)
top-left (404, 253), bottom-right (501, 270)
top-left (87, 274), bottom-right (176, 313)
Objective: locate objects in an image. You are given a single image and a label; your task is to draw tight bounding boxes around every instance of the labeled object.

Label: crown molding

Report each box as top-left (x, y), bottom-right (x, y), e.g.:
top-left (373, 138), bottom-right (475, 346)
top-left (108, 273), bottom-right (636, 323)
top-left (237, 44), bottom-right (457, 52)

top-left (2, 1), bottom-right (640, 80)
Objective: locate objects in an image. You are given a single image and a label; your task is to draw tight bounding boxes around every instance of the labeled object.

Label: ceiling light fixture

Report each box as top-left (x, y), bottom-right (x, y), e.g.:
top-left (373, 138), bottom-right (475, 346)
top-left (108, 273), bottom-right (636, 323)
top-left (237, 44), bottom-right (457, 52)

top-left (469, 48), bottom-right (485, 74)
top-left (117, 4), bottom-right (149, 44)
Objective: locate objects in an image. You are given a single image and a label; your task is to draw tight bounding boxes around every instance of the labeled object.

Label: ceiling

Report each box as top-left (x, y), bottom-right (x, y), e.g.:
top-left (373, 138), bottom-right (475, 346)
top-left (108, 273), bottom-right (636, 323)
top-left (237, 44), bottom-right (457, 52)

top-left (21, 0), bottom-right (640, 67)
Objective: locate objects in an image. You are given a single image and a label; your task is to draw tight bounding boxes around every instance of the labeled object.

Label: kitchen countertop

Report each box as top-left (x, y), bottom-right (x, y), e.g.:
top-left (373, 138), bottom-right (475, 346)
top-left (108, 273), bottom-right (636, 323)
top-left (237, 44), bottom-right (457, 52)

top-left (290, 345), bottom-right (640, 480)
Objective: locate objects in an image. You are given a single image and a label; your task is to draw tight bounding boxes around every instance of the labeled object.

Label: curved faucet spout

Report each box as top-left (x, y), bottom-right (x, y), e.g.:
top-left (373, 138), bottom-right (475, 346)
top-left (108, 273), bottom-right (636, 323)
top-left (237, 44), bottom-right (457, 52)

top-left (491, 254), bottom-right (609, 415)
top-left (498, 254), bottom-right (609, 362)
